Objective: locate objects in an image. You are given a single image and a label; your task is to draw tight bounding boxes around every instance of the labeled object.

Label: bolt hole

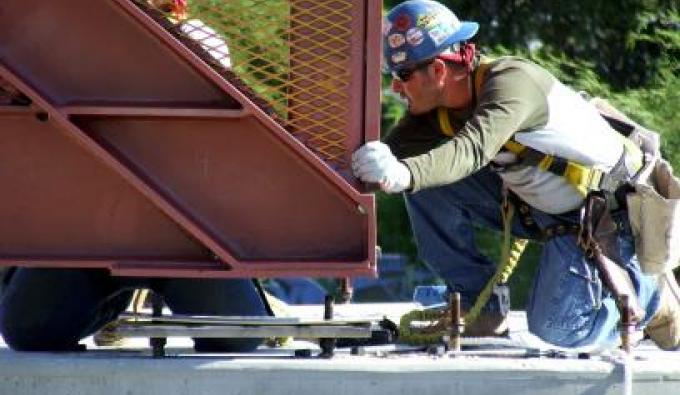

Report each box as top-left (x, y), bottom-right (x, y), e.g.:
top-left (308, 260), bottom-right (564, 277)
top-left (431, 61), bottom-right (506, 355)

top-left (36, 112), bottom-right (49, 122)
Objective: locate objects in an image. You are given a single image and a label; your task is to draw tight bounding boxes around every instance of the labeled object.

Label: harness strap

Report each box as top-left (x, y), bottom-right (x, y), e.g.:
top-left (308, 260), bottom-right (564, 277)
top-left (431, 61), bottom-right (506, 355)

top-left (503, 140), bottom-right (642, 197)
top-left (502, 142), bottom-right (605, 196)
top-left (437, 107), bottom-right (454, 136)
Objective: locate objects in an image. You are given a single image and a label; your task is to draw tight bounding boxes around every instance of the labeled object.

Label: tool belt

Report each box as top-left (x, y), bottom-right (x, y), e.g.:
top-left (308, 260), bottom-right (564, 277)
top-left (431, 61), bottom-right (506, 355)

top-left (507, 192), bottom-right (580, 241)
top-left (508, 188), bottom-right (645, 320)
top-left (513, 188), bottom-right (646, 321)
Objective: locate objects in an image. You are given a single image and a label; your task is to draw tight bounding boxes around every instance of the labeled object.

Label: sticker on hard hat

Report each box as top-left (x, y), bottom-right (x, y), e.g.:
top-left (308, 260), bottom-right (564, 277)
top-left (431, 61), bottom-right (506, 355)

top-left (394, 14), bottom-right (412, 31)
top-left (391, 51), bottom-right (407, 64)
top-left (416, 14), bottom-right (437, 28)
top-left (388, 33), bottom-right (406, 48)
top-left (428, 25), bottom-right (453, 46)
top-left (406, 28), bottom-right (424, 46)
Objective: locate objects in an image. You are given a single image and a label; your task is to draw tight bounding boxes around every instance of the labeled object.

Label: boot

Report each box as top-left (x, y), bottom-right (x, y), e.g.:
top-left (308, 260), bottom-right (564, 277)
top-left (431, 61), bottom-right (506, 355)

top-left (464, 311), bottom-right (509, 337)
top-left (645, 271), bottom-right (680, 350)
top-left (413, 285), bottom-right (509, 337)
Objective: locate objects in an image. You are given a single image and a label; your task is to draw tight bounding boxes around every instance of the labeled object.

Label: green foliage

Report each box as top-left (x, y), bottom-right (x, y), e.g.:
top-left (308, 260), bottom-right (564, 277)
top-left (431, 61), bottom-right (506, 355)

top-left (376, 193), bottom-right (417, 258)
top-left (606, 77), bottom-right (680, 165)
top-left (379, 0), bottom-right (679, 307)
top-left (188, 0), bottom-right (291, 113)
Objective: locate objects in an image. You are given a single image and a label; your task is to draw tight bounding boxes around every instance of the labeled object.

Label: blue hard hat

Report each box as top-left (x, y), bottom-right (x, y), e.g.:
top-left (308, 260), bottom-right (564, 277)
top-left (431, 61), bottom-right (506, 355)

top-left (383, 0), bottom-right (479, 73)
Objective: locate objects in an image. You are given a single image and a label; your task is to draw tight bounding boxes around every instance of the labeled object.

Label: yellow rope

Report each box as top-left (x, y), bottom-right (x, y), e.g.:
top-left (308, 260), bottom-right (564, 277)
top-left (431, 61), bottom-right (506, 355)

top-left (464, 201), bottom-right (527, 325)
top-left (262, 290), bottom-right (293, 347)
top-left (398, 308), bottom-right (448, 345)
top-left (399, 198), bottom-right (528, 345)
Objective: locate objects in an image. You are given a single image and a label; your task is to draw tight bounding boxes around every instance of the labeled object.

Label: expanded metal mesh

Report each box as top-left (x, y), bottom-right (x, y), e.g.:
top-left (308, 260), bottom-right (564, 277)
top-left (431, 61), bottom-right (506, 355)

top-left (142, 0), bottom-right (354, 169)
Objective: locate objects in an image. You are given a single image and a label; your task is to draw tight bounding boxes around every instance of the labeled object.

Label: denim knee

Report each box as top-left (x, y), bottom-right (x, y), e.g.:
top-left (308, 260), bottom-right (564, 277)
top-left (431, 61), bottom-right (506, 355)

top-left (526, 234), bottom-right (620, 348)
top-left (527, 298), bottom-right (620, 348)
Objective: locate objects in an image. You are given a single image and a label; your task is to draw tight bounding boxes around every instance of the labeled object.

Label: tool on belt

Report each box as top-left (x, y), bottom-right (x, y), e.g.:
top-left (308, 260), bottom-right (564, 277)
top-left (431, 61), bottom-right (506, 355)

top-left (578, 191), bottom-right (645, 321)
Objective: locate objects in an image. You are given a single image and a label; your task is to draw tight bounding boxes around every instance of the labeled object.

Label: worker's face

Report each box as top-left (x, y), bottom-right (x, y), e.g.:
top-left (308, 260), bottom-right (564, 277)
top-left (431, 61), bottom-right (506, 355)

top-left (392, 59), bottom-right (471, 115)
top-left (391, 64), bottom-right (441, 115)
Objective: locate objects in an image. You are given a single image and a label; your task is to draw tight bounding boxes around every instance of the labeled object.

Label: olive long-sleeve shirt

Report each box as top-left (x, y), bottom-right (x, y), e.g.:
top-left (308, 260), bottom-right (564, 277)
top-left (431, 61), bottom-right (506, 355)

top-left (384, 57), bottom-right (552, 193)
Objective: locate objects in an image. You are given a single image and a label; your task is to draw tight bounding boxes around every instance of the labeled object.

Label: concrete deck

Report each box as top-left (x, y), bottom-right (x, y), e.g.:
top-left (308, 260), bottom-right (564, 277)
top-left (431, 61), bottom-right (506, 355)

top-left (1, 305), bottom-right (679, 395)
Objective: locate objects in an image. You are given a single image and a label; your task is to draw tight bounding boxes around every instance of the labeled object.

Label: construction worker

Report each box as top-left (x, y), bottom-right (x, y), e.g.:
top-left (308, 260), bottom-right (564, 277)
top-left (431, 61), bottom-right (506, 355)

top-left (353, 0), bottom-right (679, 349)
top-left (0, 268), bottom-right (270, 352)
top-left (148, 0), bottom-right (232, 69)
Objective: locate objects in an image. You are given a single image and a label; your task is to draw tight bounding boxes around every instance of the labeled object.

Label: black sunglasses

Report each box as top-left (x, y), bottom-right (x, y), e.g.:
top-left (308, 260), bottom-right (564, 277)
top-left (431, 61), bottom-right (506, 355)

top-left (391, 58), bottom-right (435, 82)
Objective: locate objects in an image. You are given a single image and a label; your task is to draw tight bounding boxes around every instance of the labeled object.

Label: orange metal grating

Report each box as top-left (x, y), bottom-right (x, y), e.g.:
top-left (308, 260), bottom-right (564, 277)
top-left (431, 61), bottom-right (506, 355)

top-left (143, 0), bottom-right (354, 170)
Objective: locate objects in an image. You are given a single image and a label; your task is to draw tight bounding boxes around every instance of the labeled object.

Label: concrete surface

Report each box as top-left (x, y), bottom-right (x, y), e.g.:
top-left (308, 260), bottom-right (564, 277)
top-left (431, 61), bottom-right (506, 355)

top-left (1, 305), bottom-right (679, 395)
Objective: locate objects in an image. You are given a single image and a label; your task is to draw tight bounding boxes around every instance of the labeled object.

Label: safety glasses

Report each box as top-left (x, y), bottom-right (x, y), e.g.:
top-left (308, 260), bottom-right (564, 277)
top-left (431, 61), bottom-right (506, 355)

top-left (391, 58), bottom-right (435, 82)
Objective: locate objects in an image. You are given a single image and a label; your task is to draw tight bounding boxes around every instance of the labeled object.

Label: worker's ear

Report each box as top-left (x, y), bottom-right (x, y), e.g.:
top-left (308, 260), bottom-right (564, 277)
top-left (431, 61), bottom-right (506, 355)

top-left (430, 58), bottom-right (448, 86)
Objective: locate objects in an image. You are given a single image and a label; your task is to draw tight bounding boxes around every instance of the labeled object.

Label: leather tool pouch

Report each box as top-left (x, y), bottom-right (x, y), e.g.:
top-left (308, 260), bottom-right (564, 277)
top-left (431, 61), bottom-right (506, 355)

top-left (581, 192), bottom-right (621, 262)
top-left (627, 159), bottom-right (680, 274)
top-left (580, 192), bottom-right (644, 320)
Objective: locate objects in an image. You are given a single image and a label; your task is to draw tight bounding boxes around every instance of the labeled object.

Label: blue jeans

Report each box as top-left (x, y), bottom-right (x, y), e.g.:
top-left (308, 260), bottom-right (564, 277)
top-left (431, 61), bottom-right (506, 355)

top-left (0, 268), bottom-right (269, 352)
top-left (405, 167), bottom-right (660, 348)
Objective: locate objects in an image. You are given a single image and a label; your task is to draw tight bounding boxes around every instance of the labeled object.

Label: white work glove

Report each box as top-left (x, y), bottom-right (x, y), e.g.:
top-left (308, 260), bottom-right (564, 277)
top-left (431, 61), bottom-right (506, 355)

top-left (351, 141), bottom-right (412, 193)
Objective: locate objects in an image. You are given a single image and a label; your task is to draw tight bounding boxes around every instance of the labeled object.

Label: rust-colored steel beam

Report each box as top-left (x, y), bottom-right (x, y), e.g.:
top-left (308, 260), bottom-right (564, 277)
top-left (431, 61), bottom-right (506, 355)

top-left (0, 63), bottom-right (240, 267)
top-left (0, 0), bottom-right (379, 278)
top-left (363, 0), bottom-right (384, 149)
